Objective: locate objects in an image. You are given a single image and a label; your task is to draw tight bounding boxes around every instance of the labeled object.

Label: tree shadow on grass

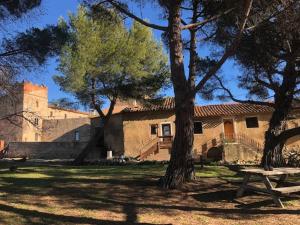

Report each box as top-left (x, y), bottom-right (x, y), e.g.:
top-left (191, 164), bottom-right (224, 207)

top-left (1, 164), bottom-right (300, 224)
top-left (0, 203), bottom-right (171, 225)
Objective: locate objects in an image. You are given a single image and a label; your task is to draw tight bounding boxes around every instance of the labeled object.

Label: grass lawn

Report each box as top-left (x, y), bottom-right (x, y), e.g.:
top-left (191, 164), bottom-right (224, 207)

top-left (0, 161), bottom-right (299, 225)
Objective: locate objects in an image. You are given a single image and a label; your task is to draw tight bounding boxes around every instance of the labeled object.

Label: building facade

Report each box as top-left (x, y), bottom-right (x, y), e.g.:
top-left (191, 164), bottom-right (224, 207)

top-left (104, 98), bottom-right (300, 162)
top-left (2, 82), bottom-right (300, 162)
top-left (0, 82), bottom-right (94, 158)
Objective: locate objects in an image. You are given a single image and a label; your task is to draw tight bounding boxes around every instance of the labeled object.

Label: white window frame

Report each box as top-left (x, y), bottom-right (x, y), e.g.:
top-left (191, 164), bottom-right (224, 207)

top-left (159, 122), bottom-right (172, 138)
top-left (75, 131), bottom-right (80, 142)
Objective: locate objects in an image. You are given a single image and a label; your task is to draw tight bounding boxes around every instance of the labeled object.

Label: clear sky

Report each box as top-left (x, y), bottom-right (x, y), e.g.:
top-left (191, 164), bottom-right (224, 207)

top-left (6, 0), bottom-right (247, 108)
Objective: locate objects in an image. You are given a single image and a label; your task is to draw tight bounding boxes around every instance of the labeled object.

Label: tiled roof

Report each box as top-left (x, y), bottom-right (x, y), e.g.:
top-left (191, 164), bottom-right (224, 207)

top-left (123, 97), bottom-right (175, 113)
top-left (123, 97), bottom-right (273, 118)
top-left (194, 103), bottom-right (273, 117)
top-left (48, 105), bottom-right (91, 116)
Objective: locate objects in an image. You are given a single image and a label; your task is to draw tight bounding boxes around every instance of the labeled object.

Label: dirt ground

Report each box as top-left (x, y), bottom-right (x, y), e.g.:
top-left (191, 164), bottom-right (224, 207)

top-left (0, 162), bottom-right (299, 225)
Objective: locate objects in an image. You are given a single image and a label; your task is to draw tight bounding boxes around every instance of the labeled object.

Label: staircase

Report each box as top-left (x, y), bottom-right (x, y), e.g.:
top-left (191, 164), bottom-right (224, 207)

top-left (200, 133), bottom-right (263, 163)
top-left (137, 136), bottom-right (172, 161)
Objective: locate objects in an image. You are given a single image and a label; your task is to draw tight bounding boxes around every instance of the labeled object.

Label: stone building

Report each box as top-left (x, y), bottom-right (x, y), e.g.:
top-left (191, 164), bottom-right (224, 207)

top-left (0, 81), bottom-right (92, 143)
top-left (0, 82), bottom-right (96, 159)
top-left (1, 82), bottom-right (300, 162)
top-left (103, 98), bottom-right (300, 162)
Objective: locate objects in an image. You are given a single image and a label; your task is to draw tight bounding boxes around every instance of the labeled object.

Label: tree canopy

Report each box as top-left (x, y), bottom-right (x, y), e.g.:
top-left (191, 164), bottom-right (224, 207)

top-left (0, 0), bottom-right (41, 20)
top-left (54, 6), bottom-right (169, 164)
top-left (55, 6), bottom-right (169, 118)
top-left (214, 1), bottom-right (300, 169)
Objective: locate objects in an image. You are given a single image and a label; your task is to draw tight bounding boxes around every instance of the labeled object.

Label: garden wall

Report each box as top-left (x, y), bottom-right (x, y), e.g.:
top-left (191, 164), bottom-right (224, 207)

top-left (6, 142), bottom-right (94, 159)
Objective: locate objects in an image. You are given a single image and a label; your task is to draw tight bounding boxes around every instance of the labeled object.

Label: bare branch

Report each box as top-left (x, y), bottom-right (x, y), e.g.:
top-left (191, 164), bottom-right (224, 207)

top-left (215, 75), bottom-right (275, 107)
top-left (105, 0), bottom-right (168, 31)
top-left (181, 7), bottom-right (235, 30)
top-left (193, 0), bottom-right (254, 95)
top-left (278, 126), bottom-right (300, 143)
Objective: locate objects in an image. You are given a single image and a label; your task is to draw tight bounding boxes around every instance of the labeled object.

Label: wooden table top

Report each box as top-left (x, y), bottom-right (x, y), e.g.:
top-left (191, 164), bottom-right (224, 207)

top-left (240, 167), bottom-right (300, 176)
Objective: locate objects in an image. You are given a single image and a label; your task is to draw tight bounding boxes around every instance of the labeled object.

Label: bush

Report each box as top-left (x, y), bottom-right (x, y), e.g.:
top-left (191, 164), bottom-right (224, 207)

top-left (284, 150), bottom-right (300, 167)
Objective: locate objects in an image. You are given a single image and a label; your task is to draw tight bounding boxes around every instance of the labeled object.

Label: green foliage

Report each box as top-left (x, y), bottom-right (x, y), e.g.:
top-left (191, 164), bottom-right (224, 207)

top-left (0, 0), bottom-right (41, 20)
top-left (49, 98), bottom-right (80, 110)
top-left (55, 6), bottom-right (169, 110)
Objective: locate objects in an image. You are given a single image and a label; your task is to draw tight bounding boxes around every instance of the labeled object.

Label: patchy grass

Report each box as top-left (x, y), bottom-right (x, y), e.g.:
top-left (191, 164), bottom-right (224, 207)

top-left (0, 161), bottom-right (299, 225)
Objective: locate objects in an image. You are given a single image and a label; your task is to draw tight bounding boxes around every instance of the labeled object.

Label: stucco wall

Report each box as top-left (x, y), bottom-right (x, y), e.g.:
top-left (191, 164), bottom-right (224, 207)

top-left (7, 142), bottom-right (88, 159)
top-left (223, 143), bottom-right (262, 163)
top-left (42, 118), bottom-right (92, 142)
top-left (234, 113), bottom-right (270, 145)
top-left (122, 111), bottom-right (175, 157)
top-left (104, 114), bottom-right (124, 156)
top-left (193, 117), bottom-right (223, 154)
top-left (46, 107), bottom-right (91, 120)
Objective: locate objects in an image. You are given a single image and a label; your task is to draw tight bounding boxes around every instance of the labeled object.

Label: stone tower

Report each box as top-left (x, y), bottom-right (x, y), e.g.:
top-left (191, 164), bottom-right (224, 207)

top-left (21, 82), bottom-right (48, 142)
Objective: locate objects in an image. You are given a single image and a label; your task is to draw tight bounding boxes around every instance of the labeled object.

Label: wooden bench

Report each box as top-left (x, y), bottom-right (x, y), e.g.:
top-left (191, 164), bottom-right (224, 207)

top-left (236, 168), bottom-right (300, 208)
top-left (272, 186), bottom-right (300, 195)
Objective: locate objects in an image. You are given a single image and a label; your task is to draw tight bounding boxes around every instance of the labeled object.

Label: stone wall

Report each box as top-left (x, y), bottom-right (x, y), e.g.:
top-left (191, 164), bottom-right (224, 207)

top-left (42, 118), bottom-right (92, 142)
top-left (6, 142), bottom-right (89, 159)
top-left (223, 143), bottom-right (262, 163)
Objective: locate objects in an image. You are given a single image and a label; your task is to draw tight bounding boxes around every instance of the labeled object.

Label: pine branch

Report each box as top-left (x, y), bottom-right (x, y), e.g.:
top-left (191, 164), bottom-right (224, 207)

top-left (105, 0), bottom-right (168, 31)
top-left (215, 75), bottom-right (275, 108)
top-left (181, 7), bottom-right (235, 30)
top-left (193, 0), bottom-right (254, 95)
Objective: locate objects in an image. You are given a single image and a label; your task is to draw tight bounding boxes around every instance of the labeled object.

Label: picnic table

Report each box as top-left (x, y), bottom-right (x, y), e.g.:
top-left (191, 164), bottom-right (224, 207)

top-left (236, 167), bottom-right (300, 208)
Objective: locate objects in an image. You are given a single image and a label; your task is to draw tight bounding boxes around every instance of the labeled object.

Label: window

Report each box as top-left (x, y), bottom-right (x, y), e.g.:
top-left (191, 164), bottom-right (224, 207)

top-left (36, 100), bottom-right (39, 108)
top-left (194, 121), bottom-right (203, 134)
top-left (75, 131), bottom-right (80, 141)
top-left (50, 111), bottom-right (53, 117)
top-left (64, 114), bottom-right (67, 119)
top-left (246, 117), bottom-right (259, 128)
top-left (162, 124), bottom-right (171, 136)
top-left (34, 118), bottom-right (39, 126)
top-left (35, 133), bottom-right (39, 141)
top-left (150, 124), bottom-right (157, 135)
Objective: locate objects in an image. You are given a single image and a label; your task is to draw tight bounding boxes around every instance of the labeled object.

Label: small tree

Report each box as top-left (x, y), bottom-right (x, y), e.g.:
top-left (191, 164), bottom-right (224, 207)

top-left (214, 2), bottom-right (300, 169)
top-left (55, 6), bottom-right (169, 164)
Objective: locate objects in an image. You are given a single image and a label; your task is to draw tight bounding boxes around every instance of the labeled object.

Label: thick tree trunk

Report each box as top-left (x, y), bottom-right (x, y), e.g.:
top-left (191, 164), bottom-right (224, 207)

top-left (161, 97), bottom-right (196, 188)
top-left (262, 118), bottom-right (286, 169)
top-left (160, 1), bottom-right (196, 189)
top-left (262, 62), bottom-right (296, 169)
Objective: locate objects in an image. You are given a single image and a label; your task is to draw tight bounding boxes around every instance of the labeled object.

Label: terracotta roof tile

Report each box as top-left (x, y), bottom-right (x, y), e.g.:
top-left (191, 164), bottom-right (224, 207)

top-left (123, 98), bottom-right (273, 117)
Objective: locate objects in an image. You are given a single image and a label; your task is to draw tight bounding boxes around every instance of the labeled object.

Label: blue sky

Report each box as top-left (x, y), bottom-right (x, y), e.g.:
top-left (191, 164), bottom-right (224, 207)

top-left (6, 0), bottom-right (247, 108)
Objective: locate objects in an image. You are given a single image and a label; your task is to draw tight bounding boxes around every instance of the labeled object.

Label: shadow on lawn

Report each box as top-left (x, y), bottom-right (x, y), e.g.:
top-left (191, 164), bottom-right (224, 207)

top-left (0, 204), bottom-right (171, 225)
top-left (0, 164), bottom-right (300, 224)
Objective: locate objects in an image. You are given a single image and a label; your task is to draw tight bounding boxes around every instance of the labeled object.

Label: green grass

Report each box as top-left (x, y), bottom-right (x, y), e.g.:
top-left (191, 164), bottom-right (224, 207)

top-left (0, 162), bottom-right (298, 225)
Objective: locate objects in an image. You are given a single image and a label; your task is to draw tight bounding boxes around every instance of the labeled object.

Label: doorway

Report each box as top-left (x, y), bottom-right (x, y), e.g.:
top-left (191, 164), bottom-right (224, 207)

top-left (223, 119), bottom-right (235, 141)
top-left (161, 123), bottom-right (172, 142)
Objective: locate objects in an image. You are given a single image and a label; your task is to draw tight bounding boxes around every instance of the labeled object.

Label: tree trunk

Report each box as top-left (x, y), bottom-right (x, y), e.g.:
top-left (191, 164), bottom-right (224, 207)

top-left (160, 2), bottom-right (196, 189)
top-left (161, 97), bottom-right (196, 188)
top-left (262, 61), bottom-right (296, 169)
top-left (262, 118), bottom-right (286, 169)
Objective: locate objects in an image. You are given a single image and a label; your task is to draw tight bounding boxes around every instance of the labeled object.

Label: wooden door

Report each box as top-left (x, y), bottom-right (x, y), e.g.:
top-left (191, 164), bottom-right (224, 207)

top-left (224, 120), bottom-right (234, 141)
top-left (161, 124), bottom-right (172, 142)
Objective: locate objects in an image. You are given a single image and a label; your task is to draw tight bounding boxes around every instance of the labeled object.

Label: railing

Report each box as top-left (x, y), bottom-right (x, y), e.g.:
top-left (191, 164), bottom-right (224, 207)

top-left (137, 136), bottom-right (160, 157)
top-left (139, 142), bottom-right (159, 160)
top-left (223, 133), bottom-right (263, 151)
top-left (200, 134), bottom-right (224, 158)
top-left (137, 135), bottom-right (173, 160)
top-left (200, 132), bottom-right (263, 158)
